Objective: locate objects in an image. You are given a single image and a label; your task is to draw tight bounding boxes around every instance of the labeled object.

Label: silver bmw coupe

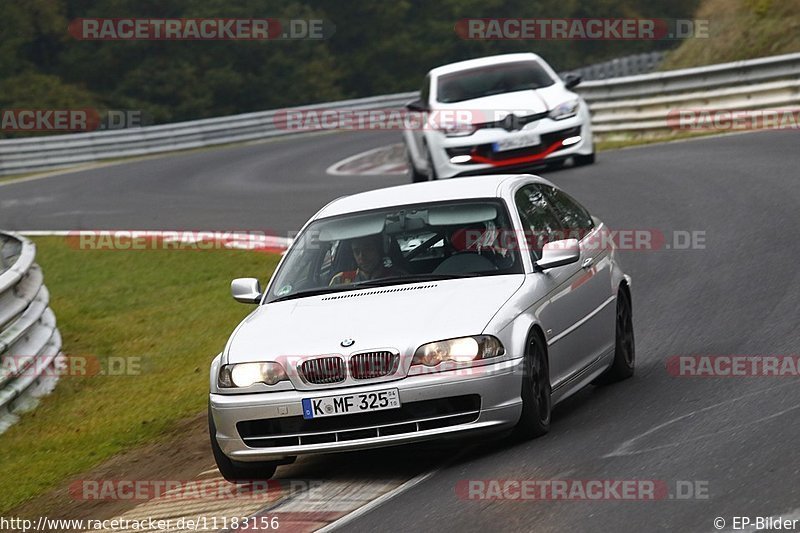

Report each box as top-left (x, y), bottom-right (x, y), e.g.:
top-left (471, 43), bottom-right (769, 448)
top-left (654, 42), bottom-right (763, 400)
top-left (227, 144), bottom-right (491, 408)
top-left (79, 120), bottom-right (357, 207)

top-left (209, 174), bottom-right (634, 482)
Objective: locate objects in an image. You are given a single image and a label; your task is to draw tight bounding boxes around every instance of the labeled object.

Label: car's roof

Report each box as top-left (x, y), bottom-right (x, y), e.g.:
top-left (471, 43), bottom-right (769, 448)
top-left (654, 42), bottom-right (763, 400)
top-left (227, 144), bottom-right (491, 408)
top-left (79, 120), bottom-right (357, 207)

top-left (428, 53), bottom-right (543, 78)
top-left (315, 174), bottom-right (544, 219)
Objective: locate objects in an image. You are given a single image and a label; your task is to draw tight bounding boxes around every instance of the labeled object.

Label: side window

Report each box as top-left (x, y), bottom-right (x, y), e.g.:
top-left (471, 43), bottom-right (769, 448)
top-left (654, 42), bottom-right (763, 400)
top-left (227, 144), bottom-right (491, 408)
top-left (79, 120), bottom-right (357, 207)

top-left (538, 185), bottom-right (594, 239)
top-left (514, 185), bottom-right (564, 261)
top-left (420, 75), bottom-right (430, 106)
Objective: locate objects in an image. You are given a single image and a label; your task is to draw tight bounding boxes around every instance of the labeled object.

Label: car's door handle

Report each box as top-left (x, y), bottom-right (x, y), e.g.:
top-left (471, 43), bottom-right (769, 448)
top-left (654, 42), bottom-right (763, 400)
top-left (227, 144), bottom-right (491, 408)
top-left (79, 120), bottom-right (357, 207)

top-left (581, 257), bottom-right (594, 269)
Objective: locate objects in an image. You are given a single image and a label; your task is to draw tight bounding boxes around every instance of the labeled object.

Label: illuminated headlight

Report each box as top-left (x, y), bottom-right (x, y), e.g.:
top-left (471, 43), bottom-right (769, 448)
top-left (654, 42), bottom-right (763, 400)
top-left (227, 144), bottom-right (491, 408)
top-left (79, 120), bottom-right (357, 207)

top-left (548, 100), bottom-right (579, 120)
top-left (412, 336), bottom-right (505, 367)
top-left (218, 362), bottom-right (288, 388)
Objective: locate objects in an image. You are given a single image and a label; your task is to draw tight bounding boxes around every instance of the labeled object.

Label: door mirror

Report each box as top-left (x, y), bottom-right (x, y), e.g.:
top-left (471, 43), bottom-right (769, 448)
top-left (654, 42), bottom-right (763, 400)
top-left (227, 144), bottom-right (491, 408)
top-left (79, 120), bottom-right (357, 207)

top-left (231, 278), bottom-right (262, 304)
top-left (405, 99), bottom-right (428, 112)
top-left (563, 73), bottom-right (582, 90)
top-left (536, 239), bottom-right (580, 270)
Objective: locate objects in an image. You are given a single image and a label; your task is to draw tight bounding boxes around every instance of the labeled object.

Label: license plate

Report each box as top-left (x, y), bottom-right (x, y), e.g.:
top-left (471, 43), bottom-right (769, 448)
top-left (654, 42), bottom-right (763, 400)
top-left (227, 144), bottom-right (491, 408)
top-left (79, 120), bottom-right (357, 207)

top-left (302, 389), bottom-right (401, 419)
top-left (493, 132), bottom-right (541, 152)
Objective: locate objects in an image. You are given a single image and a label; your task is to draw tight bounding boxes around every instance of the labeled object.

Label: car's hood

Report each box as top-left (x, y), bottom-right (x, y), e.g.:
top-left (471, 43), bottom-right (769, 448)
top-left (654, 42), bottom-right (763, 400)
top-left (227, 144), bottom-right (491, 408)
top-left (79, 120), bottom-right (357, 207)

top-left (225, 275), bottom-right (525, 364)
top-left (436, 89), bottom-right (548, 119)
top-left (435, 85), bottom-right (574, 121)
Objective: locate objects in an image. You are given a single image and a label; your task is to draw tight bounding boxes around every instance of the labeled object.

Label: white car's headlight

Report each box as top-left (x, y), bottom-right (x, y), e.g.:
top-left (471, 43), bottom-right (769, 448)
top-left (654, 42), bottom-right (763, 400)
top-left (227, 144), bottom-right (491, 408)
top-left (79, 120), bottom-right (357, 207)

top-left (439, 123), bottom-right (477, 137)
top-left (412, 335), bottom-right (505, 367)
top-left (548, 100), bottom-right (579, 120)
top-left (218, 362), bottom-right (288, 388)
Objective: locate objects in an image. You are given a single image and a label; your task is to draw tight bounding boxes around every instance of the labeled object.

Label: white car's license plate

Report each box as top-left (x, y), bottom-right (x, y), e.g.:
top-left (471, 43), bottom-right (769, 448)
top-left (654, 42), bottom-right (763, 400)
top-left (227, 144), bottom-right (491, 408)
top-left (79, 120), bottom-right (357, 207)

top-left (493, 132), bottom-right (541, 152)
top-left (302, 389), bottom-right (401, 419)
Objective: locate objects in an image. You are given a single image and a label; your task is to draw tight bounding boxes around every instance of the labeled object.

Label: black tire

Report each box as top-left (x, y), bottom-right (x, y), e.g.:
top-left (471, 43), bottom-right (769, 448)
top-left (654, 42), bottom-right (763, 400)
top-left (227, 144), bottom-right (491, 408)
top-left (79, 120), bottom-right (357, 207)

top-left (424, 146), bottom-right (438, 181)
top-left (594, 287), bottom-right (635, 385)
top-left (208, 404), bottom-right (280, 483)
top-left (514, 331), bottom-right (552, 440)
top-left (407, 149), bottom-right (428, 183)
top-left (573, 152), bottom-right (596, 166)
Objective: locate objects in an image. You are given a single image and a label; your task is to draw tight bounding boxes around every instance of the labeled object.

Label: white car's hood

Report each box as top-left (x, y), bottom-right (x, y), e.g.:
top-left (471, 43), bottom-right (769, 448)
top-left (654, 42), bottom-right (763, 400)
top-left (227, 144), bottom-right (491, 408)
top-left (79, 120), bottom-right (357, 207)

top-left (226, 275), bottom-right (525, 363)
top-left (435, 85), bottom-right (574, 122)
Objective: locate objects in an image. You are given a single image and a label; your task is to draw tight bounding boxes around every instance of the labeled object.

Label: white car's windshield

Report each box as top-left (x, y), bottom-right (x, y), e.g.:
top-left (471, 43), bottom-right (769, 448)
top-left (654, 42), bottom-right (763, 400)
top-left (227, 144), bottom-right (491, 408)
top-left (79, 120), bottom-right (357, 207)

top-left (266, 199), bottom-right (523, 303)
top-left (436, 60), bottom-right (555, 103)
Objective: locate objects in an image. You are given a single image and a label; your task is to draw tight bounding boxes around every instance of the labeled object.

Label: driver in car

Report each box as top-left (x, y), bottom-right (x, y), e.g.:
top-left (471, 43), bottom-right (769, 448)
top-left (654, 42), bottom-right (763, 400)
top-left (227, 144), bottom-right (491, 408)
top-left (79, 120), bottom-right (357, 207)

top-left (329, 234), bottom-right (403, 285)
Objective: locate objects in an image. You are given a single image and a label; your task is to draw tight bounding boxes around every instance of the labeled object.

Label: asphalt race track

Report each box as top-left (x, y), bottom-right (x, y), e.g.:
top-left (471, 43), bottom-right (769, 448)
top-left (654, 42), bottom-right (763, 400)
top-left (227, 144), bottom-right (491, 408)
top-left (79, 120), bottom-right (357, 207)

top-left (3, 129), bottom-right (800, 531)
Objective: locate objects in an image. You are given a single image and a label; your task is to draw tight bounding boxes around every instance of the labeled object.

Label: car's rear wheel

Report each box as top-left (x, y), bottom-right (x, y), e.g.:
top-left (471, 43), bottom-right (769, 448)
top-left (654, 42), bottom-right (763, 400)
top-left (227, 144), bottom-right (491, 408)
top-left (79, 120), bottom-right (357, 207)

top-left (514, 331), bottom-right (551, 439)
top-left (594, 287), bottom-right (635, 385)
top-left (208, 404), bottom-right (280, 483)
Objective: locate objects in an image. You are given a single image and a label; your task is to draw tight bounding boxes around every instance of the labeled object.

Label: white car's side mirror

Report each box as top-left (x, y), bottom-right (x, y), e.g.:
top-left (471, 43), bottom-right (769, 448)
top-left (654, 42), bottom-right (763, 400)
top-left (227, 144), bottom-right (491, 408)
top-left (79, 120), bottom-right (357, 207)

top-left (536, 239), bottom-right (580, 270)
top-left (405, 98), bottom-right (428, 112)
top-left (231, 278), bottom-right (262, 304)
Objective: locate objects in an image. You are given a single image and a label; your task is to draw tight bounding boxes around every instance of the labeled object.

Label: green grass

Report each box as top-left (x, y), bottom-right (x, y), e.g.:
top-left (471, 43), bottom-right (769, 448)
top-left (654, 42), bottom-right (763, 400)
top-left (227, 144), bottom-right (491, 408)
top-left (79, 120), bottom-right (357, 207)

top-left (661, 0), bottom-right (800, 70)
top-left (595, 130), bottom-right (727, 152)
top-left (0, 238), bottom-right (281, 513)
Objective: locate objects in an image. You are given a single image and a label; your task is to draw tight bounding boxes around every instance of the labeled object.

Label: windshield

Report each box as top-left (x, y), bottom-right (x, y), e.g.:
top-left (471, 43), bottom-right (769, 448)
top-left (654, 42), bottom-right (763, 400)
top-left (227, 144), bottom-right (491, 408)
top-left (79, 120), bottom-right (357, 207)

top-left (265, 199), bottom-right (523, 303)
top-left (436, 60), bottom-right (555, 103)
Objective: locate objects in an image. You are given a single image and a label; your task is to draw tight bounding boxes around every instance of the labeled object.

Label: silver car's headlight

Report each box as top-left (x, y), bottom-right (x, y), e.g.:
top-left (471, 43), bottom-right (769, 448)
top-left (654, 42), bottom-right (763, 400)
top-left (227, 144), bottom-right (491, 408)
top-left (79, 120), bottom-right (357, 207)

top-left (412, 335), bottom-right (505, 367)
top-left (548, 99), bottom-right (579, 120)
top-left (218, 362), bottom-right (288, 388)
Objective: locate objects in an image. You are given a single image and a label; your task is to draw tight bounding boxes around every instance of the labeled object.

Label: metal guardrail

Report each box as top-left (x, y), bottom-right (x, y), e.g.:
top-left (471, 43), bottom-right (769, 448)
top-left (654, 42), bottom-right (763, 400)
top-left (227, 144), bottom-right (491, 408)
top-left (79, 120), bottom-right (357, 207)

top-left (0, 92), bottom-right (415, 176)
top-left (561, 52), bottom-right (665, 81)
top-left (0, 232), bottom-right (62, 434)
top-left (1, 52), bottom-right (799, 176)
top-left (577, 52), bottom-right (800, 101)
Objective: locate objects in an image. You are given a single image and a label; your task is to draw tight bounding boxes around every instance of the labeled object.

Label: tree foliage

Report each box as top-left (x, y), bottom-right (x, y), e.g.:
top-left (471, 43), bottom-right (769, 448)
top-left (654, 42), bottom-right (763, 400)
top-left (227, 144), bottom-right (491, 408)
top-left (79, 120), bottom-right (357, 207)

top-left (0, 0), bottom-right (701, 123)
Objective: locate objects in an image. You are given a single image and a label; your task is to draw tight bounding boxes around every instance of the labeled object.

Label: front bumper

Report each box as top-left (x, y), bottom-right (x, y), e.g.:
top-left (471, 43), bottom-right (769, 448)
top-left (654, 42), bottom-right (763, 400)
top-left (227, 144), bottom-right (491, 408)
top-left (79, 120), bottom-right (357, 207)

top-left (210, 357), bottom-right (524, 461)
top-left (429, 114), bottom-right (593, 179)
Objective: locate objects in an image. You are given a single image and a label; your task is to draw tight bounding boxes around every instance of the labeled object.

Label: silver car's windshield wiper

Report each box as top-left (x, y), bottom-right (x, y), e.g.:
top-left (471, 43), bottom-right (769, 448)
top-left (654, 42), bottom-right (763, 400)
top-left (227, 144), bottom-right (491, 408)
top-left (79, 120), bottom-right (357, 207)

top-left (271, 274), bottom-right (482, 302)
top-left (352, 273), bottom-right (480, 288)
top-left (270, 286), bottom-right (359, 303)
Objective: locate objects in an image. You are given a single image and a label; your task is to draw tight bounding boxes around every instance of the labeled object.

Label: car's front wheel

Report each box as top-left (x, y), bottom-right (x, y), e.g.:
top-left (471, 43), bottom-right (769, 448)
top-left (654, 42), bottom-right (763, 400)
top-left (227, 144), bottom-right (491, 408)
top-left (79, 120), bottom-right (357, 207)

top-left (573, 152), bottom-right (595, 166)
top-left (208, 404), bottom-right (280, 483)
top-left (407, 149), bottom-right (428, 183)
top-left (424, 145), bottom-right (438, 181)
top-left (514, 331), bottom-right (551, 440)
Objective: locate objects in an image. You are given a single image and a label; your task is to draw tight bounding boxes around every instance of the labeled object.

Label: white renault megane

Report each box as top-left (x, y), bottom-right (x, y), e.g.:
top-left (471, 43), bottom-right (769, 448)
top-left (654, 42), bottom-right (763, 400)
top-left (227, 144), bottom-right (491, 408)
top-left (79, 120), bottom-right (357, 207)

top-left (209, 174), bottom-right (633, 482)
top-left (403, 53), bottom-right (594, 181)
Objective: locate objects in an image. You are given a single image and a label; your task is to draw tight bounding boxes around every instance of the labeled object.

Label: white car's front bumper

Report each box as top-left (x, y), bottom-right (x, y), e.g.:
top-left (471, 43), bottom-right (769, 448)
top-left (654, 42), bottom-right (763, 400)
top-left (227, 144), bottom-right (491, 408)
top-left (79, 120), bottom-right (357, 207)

top-left (427, 112), bottom-right (593, 179)
top-left (210, 357), bottom-right (524, 461)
